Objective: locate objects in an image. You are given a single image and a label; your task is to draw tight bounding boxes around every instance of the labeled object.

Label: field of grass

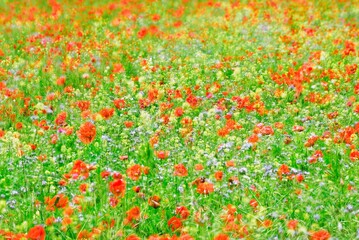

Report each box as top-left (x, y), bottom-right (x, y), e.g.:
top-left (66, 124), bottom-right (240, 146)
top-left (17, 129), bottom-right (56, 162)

top-left (0, 0), bottom-right (359, 239)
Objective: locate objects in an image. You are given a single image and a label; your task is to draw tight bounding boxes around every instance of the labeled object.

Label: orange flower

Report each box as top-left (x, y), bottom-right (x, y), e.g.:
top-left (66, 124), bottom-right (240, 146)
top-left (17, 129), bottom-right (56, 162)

top-left (62, 217), bottom-right (72, 226)
top-left (15, 122), bottom-right (23, 130)
top-left (81, 110), bottom-right (92, 119)
top-left (225, 160), bottom-right (235, 167)
top-left (327, 111), bottom-right (338, 119)
top-left (45, 216), bottom-right (55, 226)
top-left (50, 134), bottom-right (58, 144)
top-left (142, 166), bottom-right (150, 175)
top-left (109, 179), bottom-right (126, 197)
top-left (113, 63), bottom-right (125, 73)
top-left (45, 194), bottom-right (68, 211)
top-left (56, 76), bottom-right (66, 86)
top-left (77, 230), bottom-right (92, 240)
top-left (262, 219), bottom-right (272, 228)
top-left (214, 171), bottom-right (223, 181)
top-left (310, 230), bottom-right (330, 240)
top-left (287, 220), bottom-right (298, 230)
top-left (63, 206), bottom-right (74, 216)
top-left (249, 199), bottom-right (258, 208)
top-left (99, 108), bottom-right (114, 120)
top-left (274, 122), bottom-right (284, 129)
top-left (68, 160), bottom-right (94, 180)
top-left (247, 134), bottom-right (259, 143)
top-left (194, 164), bottom-right (203, 171)
top-left (304, 135), bottom-right (319, 147)
top-left (27, 225), bottom-right (46, 240)
top-left (168, 216), bottom-right (182, 231)
top-left (350, 150), bottom-right (359, 161)
top-left (79, 183), bottom-right (88, 193)
top-left (179, 233), bottom-right (194, 240)
top-left (192, 177), bottom-right (206, 186)
top-left (155, 150), bottom-right (169, 159)
top-left (260, 126), bottom-right (274, 135)
top-left (124, 121), bottom-right (134, 128)
top-left (64, 126), bottom-right (73, 135)
top-left (0, 129), bottom-right (5, 138)
top-left (55, 111), bottom-right (67, 126)
top-left (126, 206), bottom-right (141, 222)
top-left (152, 14), bottom-right (160, 21)
top-left (76, 100), bottom-right (91, 112)
top-left (35, 153), bottom-right (46, 162)
top-left (176, 206), bottom-right (190, 219)
top-left (214, 233), bottom-right (229, 240)
top-left (217, 127), bottom-right (230, 137)
top-left (296, 174), bottom-right (304, 183)
top-left (346, 64), bottom-right (357, 75)
top-left (126, 234), bottom-right (140, 240)
top-left (109, 197), bottom-right (119, 207)
top-left (148, 195), bottom-right (161, 208)
top-left (196, 182), bottom-right (214, 194)
top-left (77, 122), bottom-right (96, 144)
top-left (138, 27), bottom-right (148, 39)
top-left (101, 170), bottom-right (111, 179)
top-left (174, 163), bottom-right (188, 177)
top-left (174, 107), bottom-right (184, 117)
top-left (278, 164), bottom-right (290, 179)
top-left (113, 99), bottom-right (126, 109)
top-left (126, 164), bottom-right (141, 180)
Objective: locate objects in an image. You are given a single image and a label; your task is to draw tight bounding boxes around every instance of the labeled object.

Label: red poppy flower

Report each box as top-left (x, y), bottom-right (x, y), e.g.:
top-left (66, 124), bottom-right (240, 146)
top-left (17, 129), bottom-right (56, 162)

top-left (155, 150), bottom-right (169, 159)
top-left (126, 206), bottom-right (141, 222)
top-left (126, 234), bottom-right (140, 240)
top-left (346, 64), bottom-right (357, 75)
top-left (214, 171), bottom-right (223, 181)
top-left (195, 164), bottom-right (204, 171)
top-left (278, 164), bottom-right (290, 176)
top-left (174, 107), bottom-right (184, 117)
top-left (176, 206), bottom-right (190, 219)
top-left (113, 99), bottom-right (126, 109)
top-left (138, 27), bottom-right (148, 39)
top-left (77, 230), bottom-right (91, 240)
top-left (310, 230), bottom-right (330, 240)
top-left (99, 108), bottom-right (114, 120)
top-left (45, 217), bottom-right (55, 226)
top-left (56, 76), bottom-right (66, 86)
top-left (0, 129), bottom-right (5, 138)
top-left (174, 163), bottom-right (188, 177)
top-left (27, 225), bottom-right (46, 240)
top-left (109, 179), bottom-right (126, 197)
top-left (350, 150), bottom-right (359, 161)
top-left (101, 170), bottom-right (111, 179)
top-left (15, 122), bottom-right (23, 130)
top-left (168, 216), bottom-right (182, 231)
top-left (126, 164), bottom-right (142, 180)
top-left (77, 122), bottom-right (96, 144)
top-left (214, 233), bottom-right (229, 240)
top-left (249, 199), bottom-right (258, 208)
top-left (76, 100), bottom-right (91, 112)
top-left (287, 220), bottom-right (298, 230)
top-left (113, 63), bottom-right (125, 73)
top-left (196, 182), bottom-right (214, 194)
top-left (45, 194), bottom-right (68, 211)
top-left (124, 121), bottom-right (134, 128)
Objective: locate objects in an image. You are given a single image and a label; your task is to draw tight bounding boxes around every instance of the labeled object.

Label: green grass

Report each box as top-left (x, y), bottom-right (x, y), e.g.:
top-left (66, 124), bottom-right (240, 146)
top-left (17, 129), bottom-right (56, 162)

top-left (0, 0), bottom-right (359, 239)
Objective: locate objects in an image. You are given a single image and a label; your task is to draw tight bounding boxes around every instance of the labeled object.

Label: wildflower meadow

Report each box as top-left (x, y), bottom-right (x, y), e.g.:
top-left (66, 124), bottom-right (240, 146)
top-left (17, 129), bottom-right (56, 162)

top-left (0, 0), bottom-right (359, 239)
